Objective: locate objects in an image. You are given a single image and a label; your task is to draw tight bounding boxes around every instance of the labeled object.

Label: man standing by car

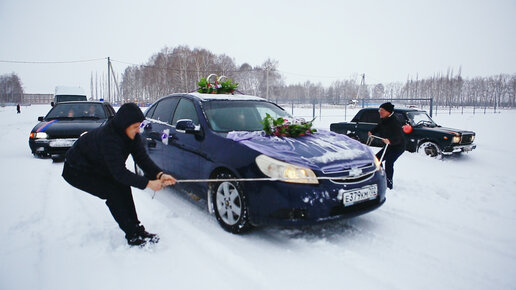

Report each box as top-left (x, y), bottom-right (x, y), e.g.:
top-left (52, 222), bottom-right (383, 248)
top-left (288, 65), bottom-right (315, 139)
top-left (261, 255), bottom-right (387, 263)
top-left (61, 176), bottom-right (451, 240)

top-left (368, 102), bottom-right (405, 190)
top-left (62, 103), bottom-right (176, 247)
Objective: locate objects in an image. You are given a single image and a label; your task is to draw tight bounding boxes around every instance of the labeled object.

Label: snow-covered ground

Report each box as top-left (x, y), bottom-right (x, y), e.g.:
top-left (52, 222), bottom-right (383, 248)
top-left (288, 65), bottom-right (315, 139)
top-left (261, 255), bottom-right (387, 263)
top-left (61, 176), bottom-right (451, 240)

top-left (1, 104), bottom-right (515, 290)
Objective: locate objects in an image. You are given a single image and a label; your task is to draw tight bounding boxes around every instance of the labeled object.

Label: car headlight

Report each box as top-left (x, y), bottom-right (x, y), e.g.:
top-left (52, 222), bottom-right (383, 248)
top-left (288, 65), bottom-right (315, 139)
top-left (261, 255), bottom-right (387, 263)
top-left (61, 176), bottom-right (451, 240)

top-left (452, 136), bottom-right (461, 143)
top-left (30, 132), bottom-right (49, 139)
top-left (255, 154), bottom-right (318, 184)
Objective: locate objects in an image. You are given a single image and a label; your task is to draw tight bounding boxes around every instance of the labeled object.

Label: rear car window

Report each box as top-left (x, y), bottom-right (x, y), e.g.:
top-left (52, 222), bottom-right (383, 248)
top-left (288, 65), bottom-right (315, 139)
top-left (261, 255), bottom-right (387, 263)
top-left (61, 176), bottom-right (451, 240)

top-left (357, 110), bottom-right (380, 123)
top-left (152, 98), bottom-right (180, 123)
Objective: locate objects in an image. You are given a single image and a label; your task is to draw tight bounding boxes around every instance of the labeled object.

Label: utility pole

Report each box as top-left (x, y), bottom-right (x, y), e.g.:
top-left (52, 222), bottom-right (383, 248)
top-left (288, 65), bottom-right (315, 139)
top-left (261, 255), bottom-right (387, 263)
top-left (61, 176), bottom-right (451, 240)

top-left (107, 57), bottom-right (111, 103)
top-left (357, 73), bottom-right (365, 100)
top-left (265, 66), bottom-right (270, 101)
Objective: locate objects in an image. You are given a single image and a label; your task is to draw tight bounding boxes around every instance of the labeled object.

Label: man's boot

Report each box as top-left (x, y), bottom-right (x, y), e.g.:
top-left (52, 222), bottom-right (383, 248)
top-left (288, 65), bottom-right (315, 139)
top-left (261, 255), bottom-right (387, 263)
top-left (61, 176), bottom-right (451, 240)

top-left (136, 225), bottom-right (159, 244)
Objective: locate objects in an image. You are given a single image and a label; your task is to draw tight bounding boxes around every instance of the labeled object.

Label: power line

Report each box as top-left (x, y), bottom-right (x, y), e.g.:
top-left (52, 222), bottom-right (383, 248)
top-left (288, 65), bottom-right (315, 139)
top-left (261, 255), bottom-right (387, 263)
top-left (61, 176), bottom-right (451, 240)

top-left (111, 58), bottom-right (256, 74)
top-left (0, 57), bottom-right (382, 84)
top-left (0, 58), bottom-right (106, 64)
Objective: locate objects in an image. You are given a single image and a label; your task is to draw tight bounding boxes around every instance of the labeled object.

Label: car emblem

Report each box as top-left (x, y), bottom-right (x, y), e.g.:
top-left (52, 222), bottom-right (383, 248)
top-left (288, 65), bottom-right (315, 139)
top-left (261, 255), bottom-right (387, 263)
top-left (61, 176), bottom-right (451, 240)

top-left (349, 167), bottom-right (362, 177)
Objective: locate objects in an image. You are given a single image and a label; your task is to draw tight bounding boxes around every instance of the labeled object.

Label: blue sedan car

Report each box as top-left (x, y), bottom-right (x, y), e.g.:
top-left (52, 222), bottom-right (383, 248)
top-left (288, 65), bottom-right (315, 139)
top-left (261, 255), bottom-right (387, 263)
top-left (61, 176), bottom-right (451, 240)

top-left (138, 93), bottom-right (387, 233)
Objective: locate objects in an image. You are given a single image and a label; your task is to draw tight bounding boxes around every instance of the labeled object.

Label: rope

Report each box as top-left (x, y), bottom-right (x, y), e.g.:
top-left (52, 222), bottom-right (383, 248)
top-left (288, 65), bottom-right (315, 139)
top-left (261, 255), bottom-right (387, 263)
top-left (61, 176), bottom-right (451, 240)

top-left (174, 176), bottom-right (355, 183)
top-left (367, 135), bottom-right (389, 163)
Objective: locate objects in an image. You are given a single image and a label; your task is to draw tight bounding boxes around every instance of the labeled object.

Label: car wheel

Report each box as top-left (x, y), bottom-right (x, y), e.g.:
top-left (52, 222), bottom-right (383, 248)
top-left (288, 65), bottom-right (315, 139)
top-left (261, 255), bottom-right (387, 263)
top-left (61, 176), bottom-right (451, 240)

top-left (210, 172), bottom-right (252, 234)
top-left (33, 153), bottom-right (46, 159)
top-left (418, 141), bottom-right (442, 158)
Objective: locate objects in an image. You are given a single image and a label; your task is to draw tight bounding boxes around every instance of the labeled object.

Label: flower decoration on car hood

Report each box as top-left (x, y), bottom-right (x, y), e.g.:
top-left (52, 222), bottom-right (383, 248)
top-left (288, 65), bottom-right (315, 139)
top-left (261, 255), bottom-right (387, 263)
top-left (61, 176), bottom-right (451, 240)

top-left (261, 113), bottom-right (317, 138)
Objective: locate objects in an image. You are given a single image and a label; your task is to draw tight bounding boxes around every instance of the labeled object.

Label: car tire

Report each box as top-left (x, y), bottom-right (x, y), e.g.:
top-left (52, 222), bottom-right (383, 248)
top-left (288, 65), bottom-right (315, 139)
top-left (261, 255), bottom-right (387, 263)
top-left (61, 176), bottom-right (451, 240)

top-left (418, 141), bottom-right (442, 158)
top-left (210, 172), bottom-right (252, 234)
top-left (33, 153), bottom-right (47, 159)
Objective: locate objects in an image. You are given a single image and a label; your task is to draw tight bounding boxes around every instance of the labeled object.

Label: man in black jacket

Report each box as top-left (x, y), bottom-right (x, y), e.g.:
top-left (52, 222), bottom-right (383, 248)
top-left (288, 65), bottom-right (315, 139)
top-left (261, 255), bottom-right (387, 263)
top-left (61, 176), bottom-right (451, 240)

top-left (369, 102), bottom-right (405, 190)
top-left (62, 103), bottom-right (176, 246)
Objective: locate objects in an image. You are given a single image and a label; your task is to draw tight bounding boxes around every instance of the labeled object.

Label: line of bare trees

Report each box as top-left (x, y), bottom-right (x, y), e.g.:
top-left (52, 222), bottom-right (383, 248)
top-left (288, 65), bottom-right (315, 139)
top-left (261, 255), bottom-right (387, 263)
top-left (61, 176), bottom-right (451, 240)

top-left (0, 73), bottom-right (24, 105)
top-left (119, 46), bottom-right (282, 104)
top-left (118, 46), bottom-right (515, 110)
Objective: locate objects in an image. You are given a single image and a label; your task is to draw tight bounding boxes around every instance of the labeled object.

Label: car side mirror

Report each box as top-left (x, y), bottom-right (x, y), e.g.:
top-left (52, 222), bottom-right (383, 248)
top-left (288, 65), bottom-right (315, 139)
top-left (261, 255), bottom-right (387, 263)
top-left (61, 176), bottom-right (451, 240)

top-left (38, 116), bottom-right (44, 121)
top-left (51, 102), bottom-right (54, 107)
top-left (176, 119), bottom-right (200, 134)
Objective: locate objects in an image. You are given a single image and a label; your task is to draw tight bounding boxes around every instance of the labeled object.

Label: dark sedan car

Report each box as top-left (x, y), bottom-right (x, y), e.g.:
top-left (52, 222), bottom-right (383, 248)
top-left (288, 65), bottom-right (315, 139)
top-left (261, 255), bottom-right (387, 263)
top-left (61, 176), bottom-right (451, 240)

top-left (330, 108), bottom-right (476, 157)
top-left (29, 101), bottom-right (115, 160)
top-left (138, 93), bottom-right (387, 233)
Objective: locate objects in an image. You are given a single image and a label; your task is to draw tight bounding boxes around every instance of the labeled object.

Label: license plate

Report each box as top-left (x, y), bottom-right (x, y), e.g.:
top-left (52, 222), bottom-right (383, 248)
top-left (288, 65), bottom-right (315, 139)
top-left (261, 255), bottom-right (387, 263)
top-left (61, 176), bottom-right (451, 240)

top-left (342, 185), bottom-right (378, 206)
top-left (49, 138), bottom-right (77, 148)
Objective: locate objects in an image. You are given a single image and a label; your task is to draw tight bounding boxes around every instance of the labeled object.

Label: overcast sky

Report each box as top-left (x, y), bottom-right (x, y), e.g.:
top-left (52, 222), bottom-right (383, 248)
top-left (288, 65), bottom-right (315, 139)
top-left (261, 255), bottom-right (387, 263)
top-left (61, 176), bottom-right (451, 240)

top-left (1, 0), bottom-right (515, 94)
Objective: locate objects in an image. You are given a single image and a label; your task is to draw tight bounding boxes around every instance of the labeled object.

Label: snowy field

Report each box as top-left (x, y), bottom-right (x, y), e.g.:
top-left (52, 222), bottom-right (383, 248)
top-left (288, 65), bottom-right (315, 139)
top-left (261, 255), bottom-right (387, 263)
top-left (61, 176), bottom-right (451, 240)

top-left (1, 104), bottom-right (515, 290)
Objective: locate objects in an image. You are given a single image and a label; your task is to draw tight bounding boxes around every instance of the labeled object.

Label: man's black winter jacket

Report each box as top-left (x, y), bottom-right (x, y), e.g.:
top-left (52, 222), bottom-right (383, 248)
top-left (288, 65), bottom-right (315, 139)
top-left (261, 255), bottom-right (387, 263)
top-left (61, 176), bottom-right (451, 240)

top-left (371, 114), bottom-right (406, 150)
top-left (65, 104), bottom-right (161, 189)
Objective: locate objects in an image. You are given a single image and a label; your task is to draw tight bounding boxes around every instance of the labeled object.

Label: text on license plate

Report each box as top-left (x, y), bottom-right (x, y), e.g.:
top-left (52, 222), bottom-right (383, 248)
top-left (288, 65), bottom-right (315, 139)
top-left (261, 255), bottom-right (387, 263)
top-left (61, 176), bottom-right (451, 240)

top-left (49, 139), bottom-right (77, 148)
top-left (341, 184), bottom-right (378, 206)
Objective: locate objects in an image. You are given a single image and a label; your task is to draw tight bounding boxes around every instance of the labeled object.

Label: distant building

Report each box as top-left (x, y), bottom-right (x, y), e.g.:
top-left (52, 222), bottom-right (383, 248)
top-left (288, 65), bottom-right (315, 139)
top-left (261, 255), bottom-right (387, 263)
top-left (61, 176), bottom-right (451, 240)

top-left (23, 93), bottom-right (53, 104)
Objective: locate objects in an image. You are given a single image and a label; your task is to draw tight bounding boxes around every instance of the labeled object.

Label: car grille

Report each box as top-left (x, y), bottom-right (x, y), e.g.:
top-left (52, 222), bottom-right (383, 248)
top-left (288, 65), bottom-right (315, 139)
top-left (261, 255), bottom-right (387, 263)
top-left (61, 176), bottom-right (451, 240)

top-left (322, 162), bottom-right (377, 184)
top-left (461, 134), bottom-right (474, 144)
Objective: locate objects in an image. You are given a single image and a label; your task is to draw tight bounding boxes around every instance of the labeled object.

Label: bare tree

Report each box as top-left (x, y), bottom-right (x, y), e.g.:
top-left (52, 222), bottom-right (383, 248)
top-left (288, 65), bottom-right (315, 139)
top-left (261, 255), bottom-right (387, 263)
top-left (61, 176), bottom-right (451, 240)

top-left (0, 73), bottom-right (24, 104)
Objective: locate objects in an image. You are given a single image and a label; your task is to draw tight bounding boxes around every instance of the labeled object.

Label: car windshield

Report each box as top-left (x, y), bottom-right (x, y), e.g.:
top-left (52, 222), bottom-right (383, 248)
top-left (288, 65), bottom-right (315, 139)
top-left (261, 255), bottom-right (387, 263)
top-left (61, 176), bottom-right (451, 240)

top-left (203, 100), bottom-right (292, 132)
top-left (407, 111), bottom-right (437, 127)
top-left (55, 95), bottom-right (87, 102)
top-left (45, 103), bottom-right (106, 120)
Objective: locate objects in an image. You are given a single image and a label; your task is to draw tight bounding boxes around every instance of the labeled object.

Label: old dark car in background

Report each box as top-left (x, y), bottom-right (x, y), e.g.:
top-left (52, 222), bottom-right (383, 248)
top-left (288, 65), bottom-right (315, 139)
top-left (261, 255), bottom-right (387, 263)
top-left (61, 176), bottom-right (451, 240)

top-left (137, 93), bottom-right (387, 233)
top-left (29, 101), bottom-right (115, 160)
top-left (330, 108), bottom-right (476, 157)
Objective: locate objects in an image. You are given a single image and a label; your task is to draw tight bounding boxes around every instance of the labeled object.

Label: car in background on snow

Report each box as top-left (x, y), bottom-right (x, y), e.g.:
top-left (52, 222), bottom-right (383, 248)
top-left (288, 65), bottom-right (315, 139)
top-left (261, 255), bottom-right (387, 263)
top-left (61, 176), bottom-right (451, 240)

top-left (137, 93), bottom-right (387, 233)
top-left (330, 108), bottom-right (476, 157)
top-left (51, 86), bottom-right (88, 107)
top-left (29, 101), bottom-right (115, 160)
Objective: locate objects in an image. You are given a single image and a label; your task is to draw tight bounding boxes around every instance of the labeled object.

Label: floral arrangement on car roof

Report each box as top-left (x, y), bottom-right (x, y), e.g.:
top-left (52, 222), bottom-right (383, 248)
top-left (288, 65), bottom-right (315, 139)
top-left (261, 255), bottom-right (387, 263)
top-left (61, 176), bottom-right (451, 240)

top-left (197, 74), bottom-right (239, 94)
top-left (261, 113), bottom-right (317, 138)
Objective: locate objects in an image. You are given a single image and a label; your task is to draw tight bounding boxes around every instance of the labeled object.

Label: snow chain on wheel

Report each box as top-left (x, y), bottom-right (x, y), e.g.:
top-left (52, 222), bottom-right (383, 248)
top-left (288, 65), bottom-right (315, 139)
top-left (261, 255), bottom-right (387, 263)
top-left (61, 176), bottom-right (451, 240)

top-left (210, 172), bottom-right (252, 234)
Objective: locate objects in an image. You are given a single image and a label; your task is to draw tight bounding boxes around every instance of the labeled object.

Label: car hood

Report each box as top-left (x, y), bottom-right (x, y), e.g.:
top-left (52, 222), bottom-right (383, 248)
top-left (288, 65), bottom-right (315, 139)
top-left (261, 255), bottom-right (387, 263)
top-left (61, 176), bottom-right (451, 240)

top-left (420, 125), bottom-right (475, 135)
top-left (32, 119), bottom-right (106, 138)
top-left (226, 130), bottom-right (374, 172)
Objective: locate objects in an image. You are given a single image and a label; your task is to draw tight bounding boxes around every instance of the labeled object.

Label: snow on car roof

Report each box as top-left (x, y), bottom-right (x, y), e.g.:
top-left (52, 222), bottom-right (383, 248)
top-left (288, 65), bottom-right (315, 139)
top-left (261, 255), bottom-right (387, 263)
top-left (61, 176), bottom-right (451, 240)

top-left (55, 86), bottom-right (86, 96)
top-left (189, 92), bottom-right (266, 102)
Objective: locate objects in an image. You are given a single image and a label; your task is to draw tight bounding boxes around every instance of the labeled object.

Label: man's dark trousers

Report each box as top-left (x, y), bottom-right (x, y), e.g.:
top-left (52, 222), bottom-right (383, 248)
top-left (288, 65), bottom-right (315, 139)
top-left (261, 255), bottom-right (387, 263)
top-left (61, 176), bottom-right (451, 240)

top-left (62, 163), bottom-right (140, 236)
top-left (376, 146), bottom-right (404, 189)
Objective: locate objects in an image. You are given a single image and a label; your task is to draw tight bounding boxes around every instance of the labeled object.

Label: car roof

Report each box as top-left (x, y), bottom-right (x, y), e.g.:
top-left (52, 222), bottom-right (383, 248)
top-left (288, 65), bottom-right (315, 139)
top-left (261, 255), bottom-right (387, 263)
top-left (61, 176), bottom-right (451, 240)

top-left (362, 107), bottom-right (424, 113)
top-left (55, 101), bottom-right (110, 105)
top-left (167, 92), bottom-right (266, 102)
